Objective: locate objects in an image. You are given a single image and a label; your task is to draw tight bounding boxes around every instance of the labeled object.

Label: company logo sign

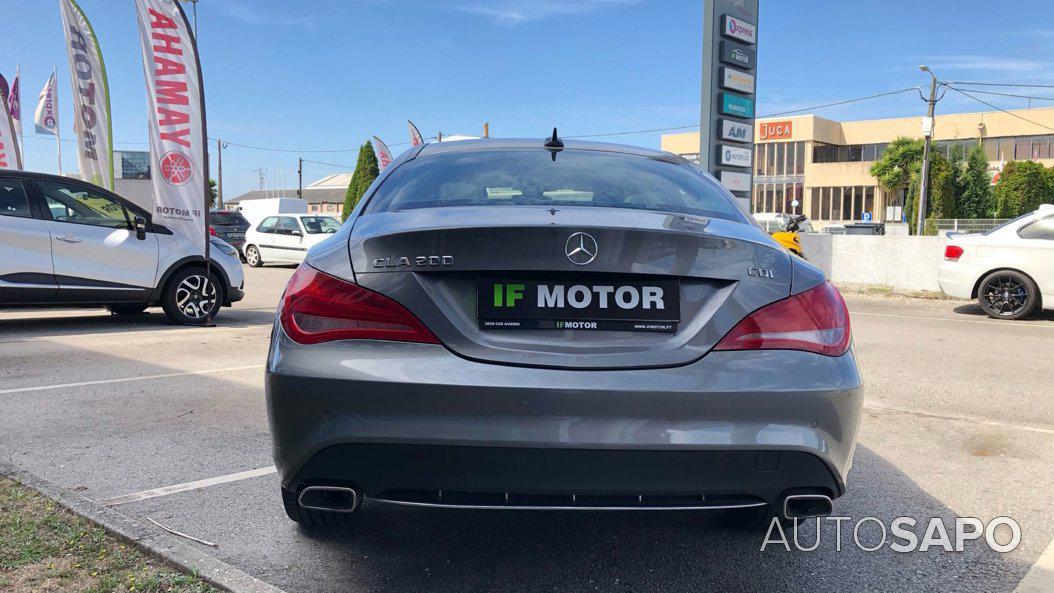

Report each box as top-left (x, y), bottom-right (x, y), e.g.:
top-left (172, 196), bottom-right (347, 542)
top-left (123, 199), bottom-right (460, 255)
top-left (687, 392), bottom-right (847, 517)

top-left (719, 40), bottom-right (755, 69)
top-left (159, 150), bottom-right (193, 186)
top-left (718, 145), bottom-right (752, 168)
top-left (720, 119), bottom-right (753, 143)
top-left (721, 68), bottom-right (755, 93)
top-left (719, 170), bottom-right (751, 192)
top-left (722, 15), bottom-right (756, 44)
top-left (720, 93), bottom-right (754, 118)
top-left (759, 120), bottom-right (793, 140)
top-left (565, 232), bottom-right (598, 265)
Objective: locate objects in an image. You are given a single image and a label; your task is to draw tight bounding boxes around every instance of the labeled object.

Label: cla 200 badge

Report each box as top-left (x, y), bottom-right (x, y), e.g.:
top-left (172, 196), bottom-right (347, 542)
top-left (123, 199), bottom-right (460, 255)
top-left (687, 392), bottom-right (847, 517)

top-left (373, 255), bottom-right (454, 268)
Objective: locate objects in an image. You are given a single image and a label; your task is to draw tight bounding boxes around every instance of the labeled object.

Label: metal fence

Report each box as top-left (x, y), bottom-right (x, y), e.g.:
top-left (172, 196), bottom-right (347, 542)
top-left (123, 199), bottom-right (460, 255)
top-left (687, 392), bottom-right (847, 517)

top-left (928, 218), bottom-right (1011, 235)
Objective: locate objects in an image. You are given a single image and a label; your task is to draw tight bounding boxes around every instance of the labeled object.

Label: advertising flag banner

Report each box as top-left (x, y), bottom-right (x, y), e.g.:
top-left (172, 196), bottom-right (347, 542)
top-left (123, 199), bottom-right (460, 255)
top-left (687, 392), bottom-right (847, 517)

top-left (372, 136), bottom-right (393, 170)
top-left (60, 0), bottom-right (114, 189)
top-left (0, 85), bottom-right (22, 170)
top-left (408, 120), bottom-right (423, 147)
top-left (135, 0), bottom-right (209, 257)
top-left (9, 67), bottom-right (21, 137)
top-left (34, 72), bottom-right (60, 136)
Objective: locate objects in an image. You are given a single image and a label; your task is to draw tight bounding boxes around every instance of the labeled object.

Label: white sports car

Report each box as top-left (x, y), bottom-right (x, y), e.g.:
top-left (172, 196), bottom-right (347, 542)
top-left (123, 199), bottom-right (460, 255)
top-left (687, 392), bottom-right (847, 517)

top-left (938, 204), bottom-right (1054, 319)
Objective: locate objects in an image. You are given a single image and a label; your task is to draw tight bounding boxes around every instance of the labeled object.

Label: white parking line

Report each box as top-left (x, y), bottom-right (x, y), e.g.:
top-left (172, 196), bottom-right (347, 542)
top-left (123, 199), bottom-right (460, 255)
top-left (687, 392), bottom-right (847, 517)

top-left (853, 311), bottom-right (1054, 329)
top-left (102, 466), bottom-right (277, 507)
top-left (1013, 538), bottom-right (1054, 593)
top-left (865, 401), bottom-right (1054, 436)
top-left (0, 364), bottom-right (264, 395)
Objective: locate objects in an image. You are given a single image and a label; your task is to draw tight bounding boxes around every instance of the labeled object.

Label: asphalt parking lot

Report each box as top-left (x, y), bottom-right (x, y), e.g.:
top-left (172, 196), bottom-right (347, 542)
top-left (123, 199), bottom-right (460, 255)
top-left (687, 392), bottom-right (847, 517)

top-left (2, 265), bottom-right (1053, 593)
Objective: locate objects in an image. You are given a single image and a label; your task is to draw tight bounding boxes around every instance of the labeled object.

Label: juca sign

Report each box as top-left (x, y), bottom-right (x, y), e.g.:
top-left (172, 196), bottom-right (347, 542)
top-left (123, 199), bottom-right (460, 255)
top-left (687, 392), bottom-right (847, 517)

top-left (759, 120), bottom-right (793, 140)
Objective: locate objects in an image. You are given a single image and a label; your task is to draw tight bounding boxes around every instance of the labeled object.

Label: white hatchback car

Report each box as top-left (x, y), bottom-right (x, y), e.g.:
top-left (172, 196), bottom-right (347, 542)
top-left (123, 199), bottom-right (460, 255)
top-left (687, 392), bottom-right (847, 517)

top-left (0, 171), bottom-right (244, 325)
top-left (938, 204), bottom-right (1054, 319)
top-left (242, 214), bottom-right (340, 267)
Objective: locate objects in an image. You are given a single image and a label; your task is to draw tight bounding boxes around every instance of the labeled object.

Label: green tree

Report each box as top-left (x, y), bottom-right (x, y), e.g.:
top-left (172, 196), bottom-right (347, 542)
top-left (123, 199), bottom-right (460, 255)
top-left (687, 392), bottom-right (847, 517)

top-left (870, 137), bottom-right (924, 192)
top-left (208, 178), bottom-right (218, 208)
top-left (956, 145), bottom-right (994, 219)
top-left (904, 151), bottom-right (955, 234)
top-left (342, 142), bottom-right (380, 221)
top-left (993, 160), bottom-right (1054, 218)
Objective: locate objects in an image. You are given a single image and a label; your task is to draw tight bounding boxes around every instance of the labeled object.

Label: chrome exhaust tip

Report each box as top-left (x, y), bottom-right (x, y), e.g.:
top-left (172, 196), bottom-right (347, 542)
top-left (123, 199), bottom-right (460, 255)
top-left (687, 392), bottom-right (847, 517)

top-left (298, 486), bottom-right (360, 513)
top-left (782, 494), bottom-right (833, 520)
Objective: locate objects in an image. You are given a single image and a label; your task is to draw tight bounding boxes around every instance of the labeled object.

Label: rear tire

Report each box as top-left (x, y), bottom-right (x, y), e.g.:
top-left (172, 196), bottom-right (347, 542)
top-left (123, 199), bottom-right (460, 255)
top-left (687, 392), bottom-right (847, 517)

top-left (105, 303), bottom-right (149, 316)
top-left (245, 245), bottom-right (263, 268)
top-left (161, 267), bottom-right (224, 325)
top-left (977, 270), bottom-right (1038, 320)
top-left (281, 487), bottom-right (357, 527)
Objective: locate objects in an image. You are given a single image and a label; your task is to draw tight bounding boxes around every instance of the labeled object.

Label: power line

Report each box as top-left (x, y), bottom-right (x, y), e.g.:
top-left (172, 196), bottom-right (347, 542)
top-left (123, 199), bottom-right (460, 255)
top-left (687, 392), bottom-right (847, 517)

top-left (946, 81), bottom-right (1054, 89)
top-left (759, 87), bottom-right (920, 117)
top-left (951, 87), bottom-right (1054, 102)
top-left (947, 87), bottom-right (1054, 133)
top-left (301, 158), bottom-right (355, 169)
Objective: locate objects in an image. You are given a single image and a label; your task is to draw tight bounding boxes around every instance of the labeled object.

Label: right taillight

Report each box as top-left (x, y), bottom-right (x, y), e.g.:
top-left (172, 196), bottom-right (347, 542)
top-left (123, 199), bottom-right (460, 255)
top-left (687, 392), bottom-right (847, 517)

top-left (279, 264), bottom-right (439, 345)
top-left (714, 281), bottom-right (851, 357)
top-left (944, 245), bottom-right (964, 261)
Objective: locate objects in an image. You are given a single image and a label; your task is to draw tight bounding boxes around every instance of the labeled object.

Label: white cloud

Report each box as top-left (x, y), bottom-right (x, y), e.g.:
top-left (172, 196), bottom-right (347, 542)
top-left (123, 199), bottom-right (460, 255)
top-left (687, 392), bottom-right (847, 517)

top-left (455, 0), bottom-right (639, 26)
top-left (214, 1), bottom-right (317, 32)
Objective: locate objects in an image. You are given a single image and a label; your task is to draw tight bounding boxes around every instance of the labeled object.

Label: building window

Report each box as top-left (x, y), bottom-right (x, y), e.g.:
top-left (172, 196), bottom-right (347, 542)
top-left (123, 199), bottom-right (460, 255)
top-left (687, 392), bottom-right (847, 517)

top-left (119, 151), bottom-right (150, 179)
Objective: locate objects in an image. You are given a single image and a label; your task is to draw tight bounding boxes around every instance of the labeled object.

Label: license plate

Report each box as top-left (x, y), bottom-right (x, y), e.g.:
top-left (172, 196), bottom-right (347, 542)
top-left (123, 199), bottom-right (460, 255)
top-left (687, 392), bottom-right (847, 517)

top-left (228, 232), bottom-right (245, 239)
top-left (477, 277), bottom-right (679, 332)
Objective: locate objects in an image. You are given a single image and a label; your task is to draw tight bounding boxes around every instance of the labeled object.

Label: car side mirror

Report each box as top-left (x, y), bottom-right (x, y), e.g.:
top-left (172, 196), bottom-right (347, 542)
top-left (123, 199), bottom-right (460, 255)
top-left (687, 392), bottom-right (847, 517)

top-left (135, 216), bottom-right (148, 240)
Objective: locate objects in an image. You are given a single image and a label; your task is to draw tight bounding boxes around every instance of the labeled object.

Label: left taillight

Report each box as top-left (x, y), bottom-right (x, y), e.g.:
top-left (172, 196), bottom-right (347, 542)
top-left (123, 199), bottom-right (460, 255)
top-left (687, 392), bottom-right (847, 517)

top-left (279, 264), bottom-right (439, 345)
top-left (714, 281), bottom-right (851, 357)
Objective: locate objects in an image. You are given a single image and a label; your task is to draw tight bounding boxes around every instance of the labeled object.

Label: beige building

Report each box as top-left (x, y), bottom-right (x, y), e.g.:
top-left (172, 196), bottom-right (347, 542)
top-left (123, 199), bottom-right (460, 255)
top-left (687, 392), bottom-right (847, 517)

top-left (661, 107), bottom-right (1054, 224)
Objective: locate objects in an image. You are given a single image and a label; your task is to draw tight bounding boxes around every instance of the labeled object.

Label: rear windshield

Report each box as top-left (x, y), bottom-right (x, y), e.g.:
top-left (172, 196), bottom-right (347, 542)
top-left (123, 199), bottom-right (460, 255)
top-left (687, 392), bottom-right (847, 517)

top-left (364, 148), bottom-right (748, 223)
top-left (211, 211), bottom-right (249, 226)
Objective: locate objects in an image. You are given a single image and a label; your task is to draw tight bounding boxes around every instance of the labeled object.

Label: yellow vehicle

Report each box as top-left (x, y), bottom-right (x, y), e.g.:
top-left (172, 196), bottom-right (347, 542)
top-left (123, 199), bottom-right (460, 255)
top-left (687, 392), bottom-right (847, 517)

top-left (755, 213), bottom-right (810, 259)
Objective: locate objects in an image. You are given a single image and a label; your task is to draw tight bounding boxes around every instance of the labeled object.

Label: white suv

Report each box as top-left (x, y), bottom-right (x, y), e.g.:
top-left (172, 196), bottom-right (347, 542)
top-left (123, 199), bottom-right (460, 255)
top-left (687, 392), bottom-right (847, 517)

top-left (0, 171), bottom-right (244, 325)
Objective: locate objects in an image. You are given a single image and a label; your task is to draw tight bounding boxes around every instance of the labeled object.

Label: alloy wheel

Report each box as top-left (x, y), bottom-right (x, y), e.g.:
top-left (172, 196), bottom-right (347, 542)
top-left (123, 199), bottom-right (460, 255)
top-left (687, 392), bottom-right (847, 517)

top-left (175, 274), bottom-right (217, 320)
top-left (980, 274), bottom-right (1029, 317)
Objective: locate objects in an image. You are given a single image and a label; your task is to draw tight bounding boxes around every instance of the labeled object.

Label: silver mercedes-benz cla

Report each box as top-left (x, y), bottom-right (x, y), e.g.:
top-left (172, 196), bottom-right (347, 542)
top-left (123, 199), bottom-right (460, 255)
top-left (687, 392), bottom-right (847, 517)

top-left (266, 135), bottom-right (862, 527)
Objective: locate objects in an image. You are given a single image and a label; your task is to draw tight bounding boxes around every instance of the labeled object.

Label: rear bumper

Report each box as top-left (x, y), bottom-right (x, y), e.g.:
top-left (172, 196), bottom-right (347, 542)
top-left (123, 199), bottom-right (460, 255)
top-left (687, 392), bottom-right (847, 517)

top-left (266, 329), bottom-right (863, 505)
top-left (937, 260), bottom-right (979, 300)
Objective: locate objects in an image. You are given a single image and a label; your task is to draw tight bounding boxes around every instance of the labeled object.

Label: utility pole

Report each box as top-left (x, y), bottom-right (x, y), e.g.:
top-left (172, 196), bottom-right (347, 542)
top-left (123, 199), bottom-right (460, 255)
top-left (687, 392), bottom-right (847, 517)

top-left (216, 138), bottom-right (223, 208)
top-left (297, 157), bottom-right (303, 198)
top-left (917, 65), bottom-right (940, 236)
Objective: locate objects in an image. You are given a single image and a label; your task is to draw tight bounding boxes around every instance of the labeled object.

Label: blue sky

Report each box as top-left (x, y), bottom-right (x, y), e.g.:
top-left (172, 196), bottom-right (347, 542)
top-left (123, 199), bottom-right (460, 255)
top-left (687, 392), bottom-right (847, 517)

top-left (2, 0), bottom-right (1052, 197)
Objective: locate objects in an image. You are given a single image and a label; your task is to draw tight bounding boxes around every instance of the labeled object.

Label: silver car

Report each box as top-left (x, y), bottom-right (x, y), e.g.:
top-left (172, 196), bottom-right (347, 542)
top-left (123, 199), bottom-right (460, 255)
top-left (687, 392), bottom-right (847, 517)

top-left (266, 137), bottom-right (862, 527)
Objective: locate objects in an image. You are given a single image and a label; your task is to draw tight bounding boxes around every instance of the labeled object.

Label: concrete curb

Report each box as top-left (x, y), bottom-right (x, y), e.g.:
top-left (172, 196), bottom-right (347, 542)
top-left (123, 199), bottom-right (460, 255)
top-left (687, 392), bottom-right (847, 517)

top-left (1, 461), bottom-right (287, 593)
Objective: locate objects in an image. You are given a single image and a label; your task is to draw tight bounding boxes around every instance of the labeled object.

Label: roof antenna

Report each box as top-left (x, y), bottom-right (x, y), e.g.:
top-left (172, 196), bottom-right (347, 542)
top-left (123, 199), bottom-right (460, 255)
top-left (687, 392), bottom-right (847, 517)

top-left (544, 127), bottom-right (564, 161)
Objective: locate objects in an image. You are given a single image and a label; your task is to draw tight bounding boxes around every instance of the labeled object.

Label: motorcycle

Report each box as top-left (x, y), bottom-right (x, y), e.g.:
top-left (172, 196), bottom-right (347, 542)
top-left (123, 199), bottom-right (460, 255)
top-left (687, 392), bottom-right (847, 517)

top-left (770, 214), bottom-right (808, 259)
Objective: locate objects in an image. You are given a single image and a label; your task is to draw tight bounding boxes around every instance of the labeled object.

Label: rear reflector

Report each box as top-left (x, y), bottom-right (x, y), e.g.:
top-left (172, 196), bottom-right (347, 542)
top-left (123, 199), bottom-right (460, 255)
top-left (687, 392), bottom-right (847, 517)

top-left (944, 245), bottom-right (964, 261)
top-left (714, 281), bottom-right (851, 357)
top-left (279, 264), bottom-right (439, 345)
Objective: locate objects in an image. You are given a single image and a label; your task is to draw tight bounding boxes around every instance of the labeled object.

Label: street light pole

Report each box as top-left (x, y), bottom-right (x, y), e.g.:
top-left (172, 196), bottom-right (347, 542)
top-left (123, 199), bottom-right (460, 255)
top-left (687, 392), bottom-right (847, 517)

top-left (917, 65), bottom-right (939, 236)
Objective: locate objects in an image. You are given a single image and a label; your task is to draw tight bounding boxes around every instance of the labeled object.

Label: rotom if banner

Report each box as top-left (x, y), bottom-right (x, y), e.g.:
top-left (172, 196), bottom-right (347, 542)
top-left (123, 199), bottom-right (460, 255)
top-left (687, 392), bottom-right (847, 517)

top-left (8, 67), bottom-right (21, 138)
top-left (408, 120), bottom-right (423, 147)
top-left (60, 0), bottom-right (114, 189)
top-left (135, 0), bottom-right (208, 256)
top-left (372, 136), bottom-right (393, 171)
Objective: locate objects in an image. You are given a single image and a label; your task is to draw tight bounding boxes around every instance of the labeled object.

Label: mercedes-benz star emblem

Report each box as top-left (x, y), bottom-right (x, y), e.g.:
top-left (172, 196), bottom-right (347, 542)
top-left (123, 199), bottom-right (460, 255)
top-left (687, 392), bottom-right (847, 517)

top-left (565, 232), bottom-right (598, 265)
